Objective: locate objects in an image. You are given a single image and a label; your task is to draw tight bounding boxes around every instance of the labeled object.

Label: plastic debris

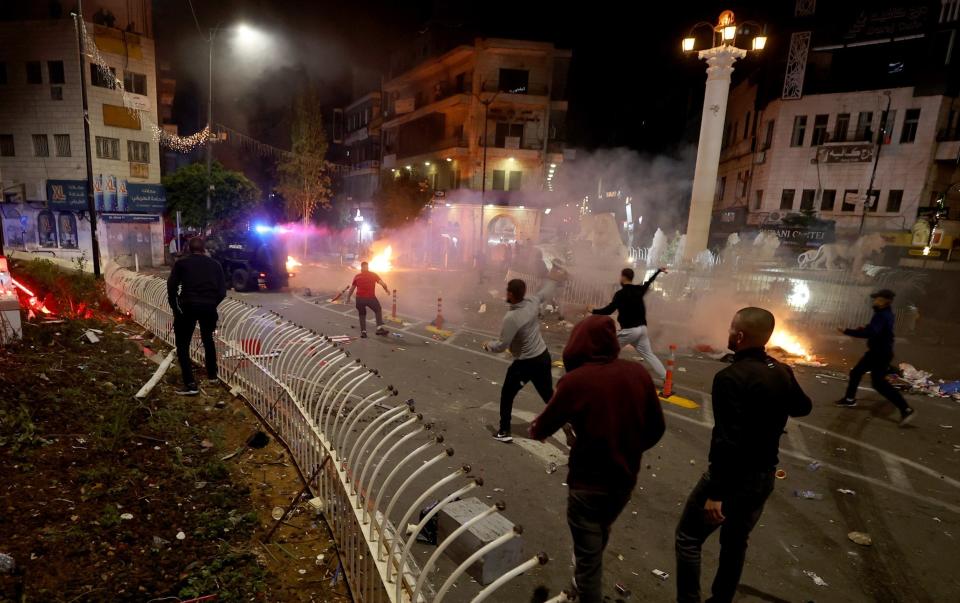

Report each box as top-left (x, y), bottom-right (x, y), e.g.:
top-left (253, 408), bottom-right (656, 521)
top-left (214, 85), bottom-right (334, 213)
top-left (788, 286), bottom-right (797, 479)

top-left (546, 462), bottom-right (558, 474)
top-left (298, 568), bottom-right (307, 575)
top-left (940, 380), bottom-right (960, 395)
top-left (84, 330), bottom-right (100, 344)
top-left (940, 425), bottom-right (953, 429)
top-left (200, 439), bottom-right (214, 449)
top-left (271, 507), bottom-right (285, 521)
top-left (616, 554), bottom-right (624, 561)
top-left (807, 461), bottom-right (822, 471)
top-left (0, 553), bottom-right (14, 574)
top-left (775, 469), bottom-right (787, 479)
top-left (176, 531), bottom-right (186, 540)
top-left (478, 303), bottom-right (487, 314)
top-left (120, 513), bottom-right (134, 520)
top-left (794, 490), bottom-right (823, 500)
top-left (390, 332), bottom-right (404, 338)
top-left (803, 570), bottom-right (828, 586)
top-left (651, 569), bottom-right (670, 581)
top-left (615, 583), bottom-right (631, 596)
top-left (848, 531), bottom-right (872, 546)
top-left (837, 489), bottom-right (856, 495)
top-left (316, 554), bottom-right (326, 565)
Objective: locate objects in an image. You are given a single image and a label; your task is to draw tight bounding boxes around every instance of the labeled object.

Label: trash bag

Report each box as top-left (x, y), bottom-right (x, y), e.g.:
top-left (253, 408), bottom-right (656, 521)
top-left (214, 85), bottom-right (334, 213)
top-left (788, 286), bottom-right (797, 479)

top-left (416, 500), bottom-right (442, 545)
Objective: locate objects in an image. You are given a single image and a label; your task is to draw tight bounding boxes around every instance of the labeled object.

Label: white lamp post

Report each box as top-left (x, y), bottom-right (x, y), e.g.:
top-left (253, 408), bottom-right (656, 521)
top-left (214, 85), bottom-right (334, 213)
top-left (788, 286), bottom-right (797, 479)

top-left (681, 11), bottom-right (766, 263)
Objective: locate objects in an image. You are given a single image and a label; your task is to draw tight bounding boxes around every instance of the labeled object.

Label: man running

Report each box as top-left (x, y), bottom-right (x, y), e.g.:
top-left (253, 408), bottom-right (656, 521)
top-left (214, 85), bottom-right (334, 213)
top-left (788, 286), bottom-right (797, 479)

top-left (590, 267), bottom-right (667, 381)
top-left (167, 237), bottom-right (227, 396)
top-left (345, 261), bottom-right (390, 338)
top-left (836, 288), bottom-right (916, 425)
top-left (483, 265), bottom-right (567, 442)
top-left (675, 307), bottom-right (811, 602)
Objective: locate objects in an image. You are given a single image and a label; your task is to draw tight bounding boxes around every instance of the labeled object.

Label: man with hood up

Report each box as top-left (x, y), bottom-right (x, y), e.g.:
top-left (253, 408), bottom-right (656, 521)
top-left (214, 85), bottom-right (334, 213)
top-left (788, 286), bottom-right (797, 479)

top-left (529, 315), bottom-right (666, 603)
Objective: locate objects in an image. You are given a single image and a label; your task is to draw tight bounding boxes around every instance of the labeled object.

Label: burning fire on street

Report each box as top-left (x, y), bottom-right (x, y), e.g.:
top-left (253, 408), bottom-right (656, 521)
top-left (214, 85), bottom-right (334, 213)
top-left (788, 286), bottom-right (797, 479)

top-left (286, 255), bottom-right (302, 273)
top-left (368, 245), bottom-right (393, 273)
top-left (768, 329), bottom-right (824, 366)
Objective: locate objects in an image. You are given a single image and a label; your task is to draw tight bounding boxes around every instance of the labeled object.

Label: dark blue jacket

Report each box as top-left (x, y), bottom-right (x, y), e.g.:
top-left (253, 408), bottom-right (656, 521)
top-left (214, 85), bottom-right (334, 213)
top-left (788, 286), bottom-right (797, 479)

top-left (844, 306), bottom-right (895, 355)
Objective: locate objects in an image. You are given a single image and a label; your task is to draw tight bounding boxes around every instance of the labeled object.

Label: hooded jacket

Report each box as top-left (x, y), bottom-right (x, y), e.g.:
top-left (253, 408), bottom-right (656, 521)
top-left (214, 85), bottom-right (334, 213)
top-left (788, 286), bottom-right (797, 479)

top-left (844, 305), bottom-right (895, 355)
top-left (530, 315), bottom-right (665, 494)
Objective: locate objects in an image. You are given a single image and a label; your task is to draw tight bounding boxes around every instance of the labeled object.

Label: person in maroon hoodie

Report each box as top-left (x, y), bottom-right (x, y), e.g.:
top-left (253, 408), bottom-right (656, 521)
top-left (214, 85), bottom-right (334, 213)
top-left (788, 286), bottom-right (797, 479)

top-left (529, 315), bottom-right (666, 603)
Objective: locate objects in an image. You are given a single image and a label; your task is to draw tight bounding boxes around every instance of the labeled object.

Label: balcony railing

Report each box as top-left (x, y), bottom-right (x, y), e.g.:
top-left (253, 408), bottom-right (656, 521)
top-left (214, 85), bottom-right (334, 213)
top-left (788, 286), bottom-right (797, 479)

top-left (483, 136), bottom-right (545, 151)
top-left (387, 135), bottom-right (469, 159)
top-left (481, 81), bottom-right (549, 96)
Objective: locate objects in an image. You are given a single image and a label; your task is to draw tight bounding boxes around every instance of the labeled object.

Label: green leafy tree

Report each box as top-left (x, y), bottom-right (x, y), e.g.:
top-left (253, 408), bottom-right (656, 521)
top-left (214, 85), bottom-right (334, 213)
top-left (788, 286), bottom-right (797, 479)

top-left (162, 162), bottom-right (260, 227)
top-left (374, 175), bottom-right (433, 229)
top-left (277, 86), bottom-right (331, 225)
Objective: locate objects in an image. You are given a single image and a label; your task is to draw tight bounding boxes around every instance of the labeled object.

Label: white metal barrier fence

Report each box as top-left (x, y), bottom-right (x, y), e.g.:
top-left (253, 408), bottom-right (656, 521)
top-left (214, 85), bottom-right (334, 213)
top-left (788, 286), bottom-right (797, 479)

top-left (104, 264), bottom-right (570, 603)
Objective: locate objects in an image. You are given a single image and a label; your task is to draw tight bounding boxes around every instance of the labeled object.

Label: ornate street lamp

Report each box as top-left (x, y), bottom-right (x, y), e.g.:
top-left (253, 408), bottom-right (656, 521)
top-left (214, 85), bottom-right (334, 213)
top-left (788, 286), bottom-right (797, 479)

top-left (680, 11), bottom-right (767, 263)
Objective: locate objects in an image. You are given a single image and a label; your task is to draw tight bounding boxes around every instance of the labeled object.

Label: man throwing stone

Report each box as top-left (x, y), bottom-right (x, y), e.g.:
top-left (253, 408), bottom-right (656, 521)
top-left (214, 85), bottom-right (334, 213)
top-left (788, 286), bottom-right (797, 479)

top-left (530, 315), bottom-right (665, 603)
top-left (590, 267), bottom-right (667, 381)
top-left (675, 307), bottom-right (811, 603)
top-left (167, 237), bottom-right (227, 396)
top-left (483, 265), bottom-right (566, 442)
top-left (346, 261), bottom-right (390, 338)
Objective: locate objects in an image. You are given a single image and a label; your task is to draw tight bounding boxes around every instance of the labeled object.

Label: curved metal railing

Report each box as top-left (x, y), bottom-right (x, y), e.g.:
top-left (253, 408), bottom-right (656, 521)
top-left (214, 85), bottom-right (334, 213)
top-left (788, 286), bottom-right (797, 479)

top-left (104, 263), bottom-right (550, 602)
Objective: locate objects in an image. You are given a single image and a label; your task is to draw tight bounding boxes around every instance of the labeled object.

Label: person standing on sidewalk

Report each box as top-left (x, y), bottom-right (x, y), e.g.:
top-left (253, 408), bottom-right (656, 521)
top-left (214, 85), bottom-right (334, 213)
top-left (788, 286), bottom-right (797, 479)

top-left (675, 307), bottom-right (812, 603)
top-left (167, 237), bottom-right (227, 396)
top-left (529, 315), bottom-right (665, 603)
top-left (590, 267), bottom-right (667, 381)
top-left (345, 261), bottom-right (390, 338)
top-left (835, 289), bottom-right (916, 425)
top-left (483, 265), bottom-right (566, 442)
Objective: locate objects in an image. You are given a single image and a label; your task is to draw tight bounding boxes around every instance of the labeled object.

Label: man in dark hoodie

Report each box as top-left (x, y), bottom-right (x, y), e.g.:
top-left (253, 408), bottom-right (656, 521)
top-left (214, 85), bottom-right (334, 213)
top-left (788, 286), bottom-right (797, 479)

top-left (675, 307), bottom-right (812, 603)
top-left (590, 267), bottom-right (667, 380)
top-left (529, 315), bottom-right (665, 603)
top-left (167, 237), bottom-right (227, 396)
top-left (835, 289), bottom-right (916, 425)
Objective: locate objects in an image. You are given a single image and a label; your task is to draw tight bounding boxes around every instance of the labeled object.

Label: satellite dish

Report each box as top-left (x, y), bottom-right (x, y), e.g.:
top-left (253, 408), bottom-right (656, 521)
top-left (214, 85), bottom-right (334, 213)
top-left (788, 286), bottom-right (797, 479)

top-left (767, 211), bottom-right (781, 222)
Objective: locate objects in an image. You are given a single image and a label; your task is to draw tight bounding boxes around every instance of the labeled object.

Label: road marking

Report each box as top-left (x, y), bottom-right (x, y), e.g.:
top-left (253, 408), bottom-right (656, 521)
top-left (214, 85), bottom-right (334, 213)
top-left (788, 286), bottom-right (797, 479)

top-left (674, 384), bottom-right (960, 492)
top-left (699, 393), bottom-right (714, 427)
top-left (665, 408), bottom-right (960, 516)
top-left (514, 437), bottom-right (568, 467)
top-left (881, 454), bottom-right (913, 491)
top-left (659, 394), bottom-right (699, 409)
top-left (785, 421), bottom-right (811, 457)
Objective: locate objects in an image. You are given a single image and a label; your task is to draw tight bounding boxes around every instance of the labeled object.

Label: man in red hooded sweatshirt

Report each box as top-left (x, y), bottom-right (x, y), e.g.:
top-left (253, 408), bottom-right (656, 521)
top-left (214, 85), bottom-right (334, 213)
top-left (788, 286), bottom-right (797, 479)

top-left (529, 315), bottom-right (666, 603)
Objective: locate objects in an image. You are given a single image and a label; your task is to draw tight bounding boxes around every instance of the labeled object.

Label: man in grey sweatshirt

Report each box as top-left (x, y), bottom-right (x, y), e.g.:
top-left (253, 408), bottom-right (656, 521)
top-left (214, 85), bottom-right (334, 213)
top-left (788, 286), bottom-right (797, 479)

top-left (483, 266), bottom-right (566, 442)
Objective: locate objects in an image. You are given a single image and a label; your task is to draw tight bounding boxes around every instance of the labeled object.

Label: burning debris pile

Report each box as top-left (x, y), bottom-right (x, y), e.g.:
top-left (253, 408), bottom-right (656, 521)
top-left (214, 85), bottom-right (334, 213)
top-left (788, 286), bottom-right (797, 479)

top-left (766, 330), bottom-right (826, 367)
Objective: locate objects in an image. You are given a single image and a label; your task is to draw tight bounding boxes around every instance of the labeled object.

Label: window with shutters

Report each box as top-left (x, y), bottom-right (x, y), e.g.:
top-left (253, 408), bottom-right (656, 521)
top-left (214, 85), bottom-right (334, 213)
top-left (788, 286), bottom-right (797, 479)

top-left (128, 140), bottom-right (149, 163)
top-left (96, 136), bottom-right (120, 159)
top-left (54, 134), bottom-right (71, 157)
top-left (32, 134), bottom-right (49, 157)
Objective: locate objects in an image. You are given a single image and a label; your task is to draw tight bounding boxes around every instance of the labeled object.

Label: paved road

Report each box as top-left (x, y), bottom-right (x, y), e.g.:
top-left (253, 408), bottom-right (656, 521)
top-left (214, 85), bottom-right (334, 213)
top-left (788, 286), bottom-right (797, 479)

top-left (234, 287), bottom-right (960, 603)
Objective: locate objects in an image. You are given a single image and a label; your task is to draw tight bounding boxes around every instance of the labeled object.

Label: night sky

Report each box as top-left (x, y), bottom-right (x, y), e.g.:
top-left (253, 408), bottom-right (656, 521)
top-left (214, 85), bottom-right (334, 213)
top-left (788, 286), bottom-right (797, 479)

top-left (156, 0), bottom-right (777, 154)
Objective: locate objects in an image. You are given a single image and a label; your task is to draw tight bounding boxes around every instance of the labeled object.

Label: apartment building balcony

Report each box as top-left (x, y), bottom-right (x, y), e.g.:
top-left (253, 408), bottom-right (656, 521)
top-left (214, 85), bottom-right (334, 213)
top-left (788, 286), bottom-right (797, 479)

top-left (720, 138), bottom-right (755, 163)
top-left (343, 160), bottom-right (381, 177)
top-left (936, 128), bottom-right (960, 161)
top-left (383, 135), bottom-right (470, 166)
top-left (382, 93), bottom-right (470, 129)
top-left (480, 80), bottom-right (551, 106)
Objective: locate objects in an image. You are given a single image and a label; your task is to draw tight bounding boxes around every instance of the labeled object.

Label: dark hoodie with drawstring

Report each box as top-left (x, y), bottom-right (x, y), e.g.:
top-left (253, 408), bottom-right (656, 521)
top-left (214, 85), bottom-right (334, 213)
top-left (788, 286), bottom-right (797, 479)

top-left (530, 315), bottom-right (666, 494)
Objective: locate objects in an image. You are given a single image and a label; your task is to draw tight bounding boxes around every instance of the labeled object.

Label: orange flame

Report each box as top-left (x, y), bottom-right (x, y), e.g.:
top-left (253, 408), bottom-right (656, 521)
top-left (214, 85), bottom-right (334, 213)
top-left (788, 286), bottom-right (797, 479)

top-left (286, 255), bottom-right (302, 273)
top-left (769, 329), bottom-right (812, 361)
top-left (368, 245), bottom-right (393, 273)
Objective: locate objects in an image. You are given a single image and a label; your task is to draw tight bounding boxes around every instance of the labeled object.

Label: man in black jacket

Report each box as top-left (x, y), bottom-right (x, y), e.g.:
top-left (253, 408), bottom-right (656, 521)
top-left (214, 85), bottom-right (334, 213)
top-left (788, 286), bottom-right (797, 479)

top-left (675, 307), bottom-right (812, 603)
top-left (836, 289), bottom-right (915, 425)
top-left (590, 267), bottom-right (666, 380)
top-left (167, 237), bottom-right (227, 395)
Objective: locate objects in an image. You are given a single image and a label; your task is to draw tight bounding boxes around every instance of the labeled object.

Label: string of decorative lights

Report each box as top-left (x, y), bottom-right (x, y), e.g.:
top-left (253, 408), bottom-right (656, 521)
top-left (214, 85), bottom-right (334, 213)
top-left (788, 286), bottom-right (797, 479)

top-left (80, 19), bottom-right (213, 152)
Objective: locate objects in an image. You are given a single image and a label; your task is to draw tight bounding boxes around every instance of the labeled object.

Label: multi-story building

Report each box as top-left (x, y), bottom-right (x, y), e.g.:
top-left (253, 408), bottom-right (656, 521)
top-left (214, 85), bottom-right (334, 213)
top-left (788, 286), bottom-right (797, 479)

top-left (380, 37), bottom-right (570, 202)
top-left (712, 0), bottom-right (960, 251)
top-left (339, 91), bottom-right (382, 209)
top-left (0, 0), bottom-right (166, 269)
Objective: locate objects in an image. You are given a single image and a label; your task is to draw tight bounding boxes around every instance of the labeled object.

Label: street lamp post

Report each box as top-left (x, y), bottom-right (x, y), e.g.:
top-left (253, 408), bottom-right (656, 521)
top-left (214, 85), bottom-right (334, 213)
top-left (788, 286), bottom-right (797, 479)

top-left (681, 11), bottom-right (766, 263)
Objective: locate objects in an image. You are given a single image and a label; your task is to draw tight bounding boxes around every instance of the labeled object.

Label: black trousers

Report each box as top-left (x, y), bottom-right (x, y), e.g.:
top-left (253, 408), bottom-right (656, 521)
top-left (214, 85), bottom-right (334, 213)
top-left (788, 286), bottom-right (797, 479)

top-left (499, 349), bottom-right (553, 433)
top-left (567, 489), bottom-right (631, 603)
top-left (356, 297), bottom-right (383, 333)
top-left (173, 303), bottom-right (219, 388)
top-left (844, 350), bottom-right (910, 412)
top-left (675, 471), bottom-right (774, 603)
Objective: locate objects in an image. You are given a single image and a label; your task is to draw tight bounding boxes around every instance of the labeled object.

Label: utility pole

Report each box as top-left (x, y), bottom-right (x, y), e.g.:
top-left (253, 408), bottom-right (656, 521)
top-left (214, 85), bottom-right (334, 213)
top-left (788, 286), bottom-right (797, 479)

top-left (860, 91), bottom-right (892, 234)
top-left (205, 28), bottom-right (215, 231)
top-left (72, 1), bottom-right (102, 278)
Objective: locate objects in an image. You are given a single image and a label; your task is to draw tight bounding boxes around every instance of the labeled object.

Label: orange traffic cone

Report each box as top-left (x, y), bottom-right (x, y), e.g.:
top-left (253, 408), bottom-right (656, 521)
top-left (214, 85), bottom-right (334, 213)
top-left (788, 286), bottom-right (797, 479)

top-left (661, 344), bottom-right (677, 398)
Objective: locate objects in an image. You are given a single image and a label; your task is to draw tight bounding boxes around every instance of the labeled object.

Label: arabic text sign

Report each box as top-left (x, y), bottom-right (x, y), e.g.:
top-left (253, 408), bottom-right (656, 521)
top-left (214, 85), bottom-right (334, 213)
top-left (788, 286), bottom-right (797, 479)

top-left (816, 143), bottom-right (875, 164)
top-left (126, 183), bottom-right (167, 212)
top-left (46, 179), bottom-right (88, 211)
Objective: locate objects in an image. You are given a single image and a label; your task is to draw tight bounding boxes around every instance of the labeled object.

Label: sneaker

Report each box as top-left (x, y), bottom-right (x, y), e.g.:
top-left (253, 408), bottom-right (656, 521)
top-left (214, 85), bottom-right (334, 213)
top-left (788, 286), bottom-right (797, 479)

top-left (834, 398), bottom-right (857, 407)
top-left (493, 430), bottom-right (513, 443)
top-left (360, 331), bottom-right (368, 339)
top-left (375, 326), bottom-right (388, 336)
top-left (899, 407), bottom-right (916, 427)
top-left (176, 386), bottom-right (200, 396)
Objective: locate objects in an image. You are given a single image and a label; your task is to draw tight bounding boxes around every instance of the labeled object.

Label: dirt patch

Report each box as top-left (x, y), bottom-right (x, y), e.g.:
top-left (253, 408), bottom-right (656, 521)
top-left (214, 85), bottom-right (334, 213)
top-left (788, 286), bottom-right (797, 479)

top-left (0, 306), bottom-right (350, 601)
